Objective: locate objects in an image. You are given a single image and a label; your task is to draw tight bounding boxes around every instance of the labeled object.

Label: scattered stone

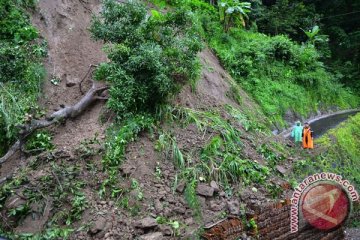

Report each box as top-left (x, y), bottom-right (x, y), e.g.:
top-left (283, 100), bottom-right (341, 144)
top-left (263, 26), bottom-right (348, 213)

top-left (276, 165), bottom-right (287, 175)
top-left (176, 181), bottom-right (186, 193)
top-left (210, 181), bottom-right (220, 193)
top-left (196, 184), bottom-right (214, 197)
top-left (135, 217), bottom-right (158, 229)
top-left (219, 191), bottom-right (226, 197)
top-left (139, 232), bottom-right (163, 240)
top-left (185, 218), bottom-right (194, 225)
top-left (154, 199), bottom-right (163, 213)
top-left (167, 195), bottom-right (175, 204)
top-left (185, 209), bottom-right (193, 217)
top-left (198, 196), bottom-right (207, 208)
top-left (89, 216), bottom-right (107, 234)
top-left (159, 225), bottom-right (172, 236)
top-left (66, 81), bottom-right (76, 87)
top-left (164, 207), bottom-right (172, 217)
top-left (209, 200), bottom-right (223, 211)
top-left (227, 200), bottom-right (240, 215)
top-left (120, 164), bottom-right (134, 177)
top-left (173, 206), bottom-right (186, 214)
top-left (158, 190), bottom-right (167, 199)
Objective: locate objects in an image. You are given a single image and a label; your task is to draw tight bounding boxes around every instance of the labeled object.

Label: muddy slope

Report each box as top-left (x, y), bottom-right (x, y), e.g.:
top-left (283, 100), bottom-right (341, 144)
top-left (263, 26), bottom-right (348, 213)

top-left (0, 0), bottom-right (107, 189)
top-left (31, 0), bottom-right (108, 149)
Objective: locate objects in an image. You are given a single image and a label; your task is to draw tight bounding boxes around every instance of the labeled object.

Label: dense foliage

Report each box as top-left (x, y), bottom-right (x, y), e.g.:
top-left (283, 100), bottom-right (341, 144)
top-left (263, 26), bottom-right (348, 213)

top-left (209, 29), bottom-right (358, 126)
top-left (90, 0), bottom-right (202, 119)
top-left (0, 0), bottom-right (46, 155)
top-left (171, 0), bottom-right (358, 127)
top-left (252, 0), bottom-right (360, 92)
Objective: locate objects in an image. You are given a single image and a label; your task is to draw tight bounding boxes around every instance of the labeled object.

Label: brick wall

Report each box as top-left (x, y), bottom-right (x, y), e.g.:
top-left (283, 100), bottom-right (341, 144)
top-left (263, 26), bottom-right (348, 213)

top-left (256, 201), bottom-right (345, 240)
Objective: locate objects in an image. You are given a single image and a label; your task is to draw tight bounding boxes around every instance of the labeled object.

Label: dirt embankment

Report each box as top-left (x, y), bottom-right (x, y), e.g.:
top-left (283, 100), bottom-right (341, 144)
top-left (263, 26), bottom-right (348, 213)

top-left (31, 0), bottom-right (108, 149)
top-left (0, 0), bottom-right (108, 188)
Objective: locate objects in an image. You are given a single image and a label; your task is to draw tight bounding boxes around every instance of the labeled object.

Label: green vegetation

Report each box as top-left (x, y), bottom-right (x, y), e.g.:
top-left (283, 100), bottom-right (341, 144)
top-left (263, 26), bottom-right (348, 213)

top-left (157, 0), bottom-right (359, 127)
top-left (100, 114), bottom-right (154, 198)
top-left (252, 0), bottom-right (360, 96)
top-left (25, 131), bottom-right (54, 153)
top-left (90, 0), bottom-right (202, 119)
top-left (207, 28), bottom-right (358, 126)
top-left (0, 0), bottom-right (46, 155)
top-left (156, 216), bottom-right (181, 236)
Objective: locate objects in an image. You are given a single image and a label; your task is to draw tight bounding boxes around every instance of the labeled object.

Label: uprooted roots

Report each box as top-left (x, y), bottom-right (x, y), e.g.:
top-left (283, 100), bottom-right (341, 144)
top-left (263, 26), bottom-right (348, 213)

top-left (0, 77), bottom-right (109, 165)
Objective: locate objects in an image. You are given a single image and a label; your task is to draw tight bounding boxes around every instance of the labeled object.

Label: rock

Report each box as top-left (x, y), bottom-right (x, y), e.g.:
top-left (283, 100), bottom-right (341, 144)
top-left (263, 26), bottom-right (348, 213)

top-left (219, 191), bottom-right (226, 197)
top-left (183, 227), bottom-right (198, 239)
top-left (154, 199), bottom-right (163, 213)
top-left (174, 206), bottom-right (186, 214)
top-left (120, 164), bottom-right (134, 176)
top-left (159, 225), bottom-right (172, 236)
top-left (198, 196), bottom-right (207, 208)
top-left (139, 232), bottom-right (163, 240)
top-left (209, 200), bottom-right (223, 211)
top-left (276, 165), bottom-right (287, 175)
top-left (185, 218), bottom-right (194, 225)
top-left (210, 181), bottom-right (220, 193)
top-left (135, 217), bottom-right (158, 229)
top-left (158, 190), bottom-right (167, 199)
top-left (167, 195), bottom-right (175, 203)
top-left (66, 81), bottom-right (76, 87)
top-left (176, 181), bottom-right (186, 193)
top-left (196, 184), bottom-right (214, 197)
top-left (89, 216), bottom-right (107, 234)
top-left (164, 207), bottom-right (172, 217)
top-left (227, 200), bottom-right (240, 215)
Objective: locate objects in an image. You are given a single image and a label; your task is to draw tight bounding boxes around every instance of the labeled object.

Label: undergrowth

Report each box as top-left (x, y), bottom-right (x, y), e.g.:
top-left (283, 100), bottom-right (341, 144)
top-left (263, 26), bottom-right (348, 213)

top-left (156, 0), bottom-right (360, 127)
top-left (0, 0), bottom-right (46, 155)
top-left (90, 0), bottom-right (202, 119)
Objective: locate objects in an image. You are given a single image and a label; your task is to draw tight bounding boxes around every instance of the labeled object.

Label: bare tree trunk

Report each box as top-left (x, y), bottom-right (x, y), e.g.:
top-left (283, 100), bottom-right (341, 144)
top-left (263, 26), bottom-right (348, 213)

top-left (0, 81), bottom-right (109, 164)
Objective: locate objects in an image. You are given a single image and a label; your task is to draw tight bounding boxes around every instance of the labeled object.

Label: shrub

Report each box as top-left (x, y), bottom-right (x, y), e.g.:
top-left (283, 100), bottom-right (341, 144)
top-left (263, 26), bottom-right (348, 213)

top-left (0, 0), bottom-right (45, 155)
top-left (90, 0), bottom-right (202, 119)
top-left (207, 27), bottom-right (359, 126)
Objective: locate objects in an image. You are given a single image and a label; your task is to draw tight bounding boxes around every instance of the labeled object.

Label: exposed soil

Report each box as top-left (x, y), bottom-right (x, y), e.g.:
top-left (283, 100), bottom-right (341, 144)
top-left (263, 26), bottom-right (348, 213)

top-left (31, 0), bottom-right (108, 150)
top-left (0, 0), bottom-right (107, 194)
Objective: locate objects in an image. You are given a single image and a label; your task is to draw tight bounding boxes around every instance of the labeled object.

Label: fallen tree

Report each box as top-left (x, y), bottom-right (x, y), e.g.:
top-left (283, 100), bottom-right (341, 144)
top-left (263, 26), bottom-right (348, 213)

top-left (0, 78), bottom-right (109, 164)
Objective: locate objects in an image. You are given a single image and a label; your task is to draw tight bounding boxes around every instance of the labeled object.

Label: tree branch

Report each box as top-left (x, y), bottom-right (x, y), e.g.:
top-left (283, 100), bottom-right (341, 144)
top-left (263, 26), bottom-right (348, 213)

top-left (0, 82), bottom-right (108, 165)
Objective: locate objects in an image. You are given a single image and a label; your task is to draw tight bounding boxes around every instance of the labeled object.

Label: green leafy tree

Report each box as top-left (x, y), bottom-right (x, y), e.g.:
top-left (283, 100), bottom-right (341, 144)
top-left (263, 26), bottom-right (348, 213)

top-left (301, 25), bottom-right (328, 45)
top-left (90, 0), bottom-right (202, 119)
top-left (219, 0), bottom-right (251, 32)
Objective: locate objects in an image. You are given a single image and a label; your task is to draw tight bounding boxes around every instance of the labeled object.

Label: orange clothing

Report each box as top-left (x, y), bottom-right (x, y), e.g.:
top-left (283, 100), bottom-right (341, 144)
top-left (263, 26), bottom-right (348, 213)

top-left (302, 127), bottom-right (314, 149)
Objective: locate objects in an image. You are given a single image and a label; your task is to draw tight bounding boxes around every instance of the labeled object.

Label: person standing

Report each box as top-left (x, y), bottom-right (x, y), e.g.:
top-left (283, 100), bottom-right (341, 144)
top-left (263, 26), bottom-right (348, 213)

top-left (291, 121), bottom-right (303, 146)
top-left (302, 122), bottom-right (314, 149)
